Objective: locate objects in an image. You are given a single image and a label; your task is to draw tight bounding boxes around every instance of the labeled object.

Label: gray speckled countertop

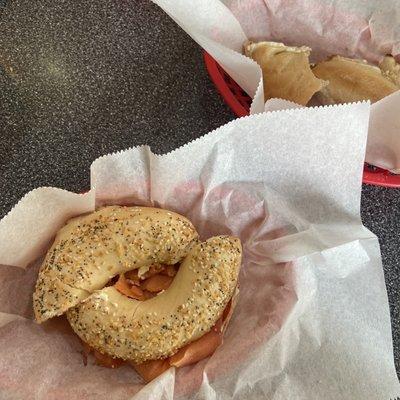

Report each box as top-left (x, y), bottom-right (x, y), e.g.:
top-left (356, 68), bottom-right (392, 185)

top-left (0, 0), bottom-right (399, 381)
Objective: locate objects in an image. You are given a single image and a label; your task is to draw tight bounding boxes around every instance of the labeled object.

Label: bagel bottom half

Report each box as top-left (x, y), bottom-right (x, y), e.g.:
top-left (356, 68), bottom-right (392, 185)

top-left (67, 235), bottom-right (242, 370)
top-left (81, 288), bottom-right (238, 382)
top-left (131, 288), bottom-right (238, 382)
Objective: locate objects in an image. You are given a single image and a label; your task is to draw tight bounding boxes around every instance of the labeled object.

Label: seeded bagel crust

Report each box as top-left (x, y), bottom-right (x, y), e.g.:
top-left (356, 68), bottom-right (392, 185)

top-left (33, 206), bottom-right (199, 323)
top-left (66, 236), bottom-right (242, 363)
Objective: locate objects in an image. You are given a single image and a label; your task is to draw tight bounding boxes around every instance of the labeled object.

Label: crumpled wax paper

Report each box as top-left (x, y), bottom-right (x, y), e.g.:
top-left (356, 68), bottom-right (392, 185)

top-left (0, 103), bottom-right (399, 399)
top-left (152, 0), bottom-right (400, 172)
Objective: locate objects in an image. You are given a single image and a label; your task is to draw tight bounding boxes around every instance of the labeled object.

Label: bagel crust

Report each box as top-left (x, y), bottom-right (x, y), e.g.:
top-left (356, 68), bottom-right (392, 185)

top-left (67, 236), bottom-right (242, 363)
top-left (244, 40), bottom-right (327, 105)
top-left (33, 206), bottom-right (199, 323)
top-left (313, 56), bottom-right (399, 104)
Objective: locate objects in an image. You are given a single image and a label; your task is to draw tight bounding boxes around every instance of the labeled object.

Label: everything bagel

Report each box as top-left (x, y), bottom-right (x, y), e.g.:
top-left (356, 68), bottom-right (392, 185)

top-left (33, 206), bottom-right (199, 323)
top-left (67, 236), bottom-right (242, 363)
top-left (33, 205), bottom-right (242, 381)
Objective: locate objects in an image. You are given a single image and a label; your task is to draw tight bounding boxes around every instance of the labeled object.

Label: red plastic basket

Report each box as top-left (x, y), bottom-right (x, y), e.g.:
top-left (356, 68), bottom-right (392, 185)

top-left (203, 51), bottom-right (400, 188)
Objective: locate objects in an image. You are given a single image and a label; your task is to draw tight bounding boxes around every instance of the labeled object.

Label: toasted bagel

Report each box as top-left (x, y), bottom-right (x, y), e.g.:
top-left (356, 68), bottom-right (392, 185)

top-left (33, 206), bottom-right (199, 323)
top-left (313, 55), bottom-right (399, 104)
top-left (66, 236), bottom-right (242, 363)
top-left (244, 40), bottom-right (327, 105)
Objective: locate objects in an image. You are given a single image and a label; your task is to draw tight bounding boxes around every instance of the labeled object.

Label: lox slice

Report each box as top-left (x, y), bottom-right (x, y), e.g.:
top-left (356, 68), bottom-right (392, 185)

top-left (66, 236), bottom-right (242, 363)
top-left (33, 206), bottom-right (199, 323)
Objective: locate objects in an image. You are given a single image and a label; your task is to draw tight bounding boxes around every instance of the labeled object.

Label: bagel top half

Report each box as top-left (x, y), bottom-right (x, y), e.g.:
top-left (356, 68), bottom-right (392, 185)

top-left (244, 40), bottom-right (327, 105)
top-left (33, 206), bottom-right (199, 323)
top-left (66, 235), bottom-right (242, 363)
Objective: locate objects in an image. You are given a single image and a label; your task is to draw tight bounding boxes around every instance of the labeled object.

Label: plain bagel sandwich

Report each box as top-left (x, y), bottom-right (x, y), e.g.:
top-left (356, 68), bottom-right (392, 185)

top-left (33, 205), bottom-right (242, 381)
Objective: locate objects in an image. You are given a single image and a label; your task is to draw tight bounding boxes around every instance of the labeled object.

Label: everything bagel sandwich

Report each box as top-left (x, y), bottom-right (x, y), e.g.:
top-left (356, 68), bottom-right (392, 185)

top-left (33, 206), bottom-right (242, 382)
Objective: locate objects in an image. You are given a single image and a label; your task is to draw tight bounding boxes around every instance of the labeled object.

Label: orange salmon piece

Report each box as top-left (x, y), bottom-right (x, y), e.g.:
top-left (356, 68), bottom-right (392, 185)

top-left (169, 327), bottom-right (223, 368)
top-left (130, 359), bottom-right (170, 383)
top-left (114, 275), bottom-right (144, 299)
top-left (141, 274), bottom-right (173, 292)
top-left (93, 349), bottom-right (124, 368)
top-left (161, 264), bottom-right (177, 277)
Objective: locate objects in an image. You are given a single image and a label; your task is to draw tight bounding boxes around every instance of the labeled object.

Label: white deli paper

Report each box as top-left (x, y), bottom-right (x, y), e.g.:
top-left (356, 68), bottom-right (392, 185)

top-left (152, 0), bottom-right (400, 172)
top-left (0, 103), bottom-right (399, 399)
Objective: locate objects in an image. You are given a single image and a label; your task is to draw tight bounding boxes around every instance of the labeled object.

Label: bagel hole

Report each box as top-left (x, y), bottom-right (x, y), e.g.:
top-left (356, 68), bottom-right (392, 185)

top-left (80, 263), bottom-right (232, 378)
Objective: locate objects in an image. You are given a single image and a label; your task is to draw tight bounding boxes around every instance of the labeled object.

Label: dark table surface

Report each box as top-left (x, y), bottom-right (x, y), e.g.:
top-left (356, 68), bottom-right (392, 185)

top-left (0, 0), bottom-right (399, 380)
